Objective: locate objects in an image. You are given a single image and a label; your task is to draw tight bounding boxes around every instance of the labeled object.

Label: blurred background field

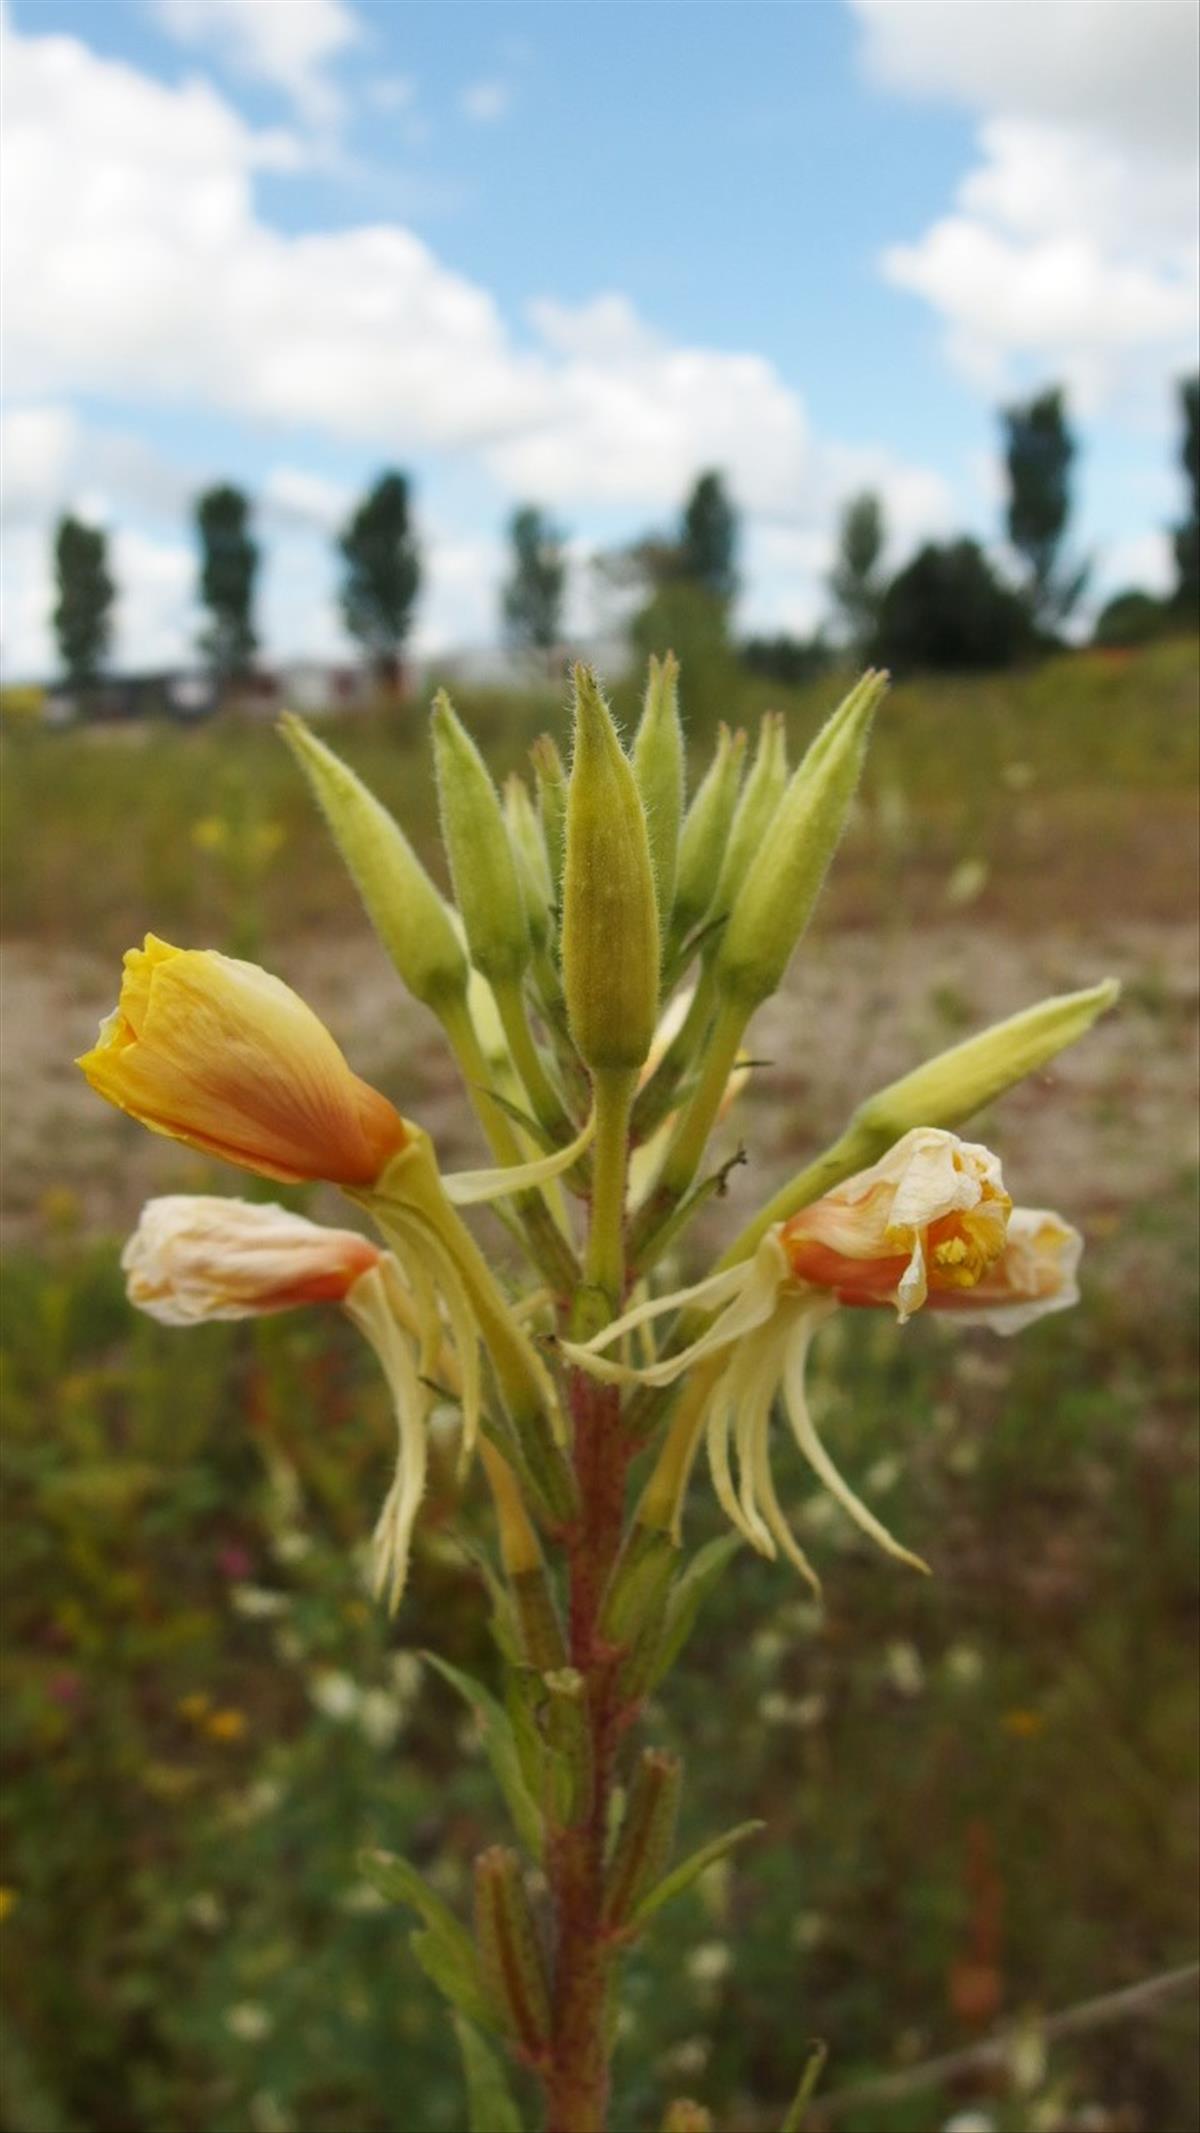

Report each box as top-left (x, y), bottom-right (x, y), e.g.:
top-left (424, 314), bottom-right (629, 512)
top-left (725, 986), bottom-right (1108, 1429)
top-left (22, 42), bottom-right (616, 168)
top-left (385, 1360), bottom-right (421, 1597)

top-left (2, 641), bottom-right (1197, 2133)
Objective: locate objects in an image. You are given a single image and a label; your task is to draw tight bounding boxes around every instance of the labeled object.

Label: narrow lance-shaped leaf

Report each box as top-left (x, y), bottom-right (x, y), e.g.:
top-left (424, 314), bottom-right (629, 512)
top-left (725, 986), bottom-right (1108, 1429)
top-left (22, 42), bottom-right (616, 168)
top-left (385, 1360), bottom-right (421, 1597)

top-left (423, 1652), bottom-right (543, 1857)
top-left (453, 2016), bottom-right (526, 2133)
top-left (647, 1532), bottom-right (743, 1689)
top-left (631, 1819), bottom-right (765, 1928)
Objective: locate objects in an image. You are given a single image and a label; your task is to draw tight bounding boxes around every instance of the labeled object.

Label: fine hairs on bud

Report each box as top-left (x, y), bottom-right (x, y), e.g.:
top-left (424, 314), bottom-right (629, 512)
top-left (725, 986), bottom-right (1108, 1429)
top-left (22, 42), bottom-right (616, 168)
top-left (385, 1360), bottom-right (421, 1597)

top-left (671, 722), bottom-right (748, 950)
top-left (562, 666), bottom-right (660, 1074)
top-left (432, 690), bottom-right (530, 985)
top-left (280, 715), bottom-right (468, 1011)
top-left (717, 670), bottom-right (887, 1007)
top-left (631, 651), bottom-right (685, 932)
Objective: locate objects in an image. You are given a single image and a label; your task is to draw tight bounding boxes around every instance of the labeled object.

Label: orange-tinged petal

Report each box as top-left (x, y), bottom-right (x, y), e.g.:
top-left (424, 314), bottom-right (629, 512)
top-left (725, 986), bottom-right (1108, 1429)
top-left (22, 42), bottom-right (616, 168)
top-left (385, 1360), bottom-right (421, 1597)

top-left (78, 937), bottom-right (407, 1185)
top-left (781, 1127), bottom-right (1011, 1318)
top-left (122, 1196), bottom-right (381, 1324)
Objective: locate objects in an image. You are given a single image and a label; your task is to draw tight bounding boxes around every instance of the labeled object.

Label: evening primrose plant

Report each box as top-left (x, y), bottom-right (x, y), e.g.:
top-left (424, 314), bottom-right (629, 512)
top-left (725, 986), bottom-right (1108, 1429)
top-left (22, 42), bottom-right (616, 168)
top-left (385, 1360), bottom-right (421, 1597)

top-left (78, 663), bottom-right (1118, 2133)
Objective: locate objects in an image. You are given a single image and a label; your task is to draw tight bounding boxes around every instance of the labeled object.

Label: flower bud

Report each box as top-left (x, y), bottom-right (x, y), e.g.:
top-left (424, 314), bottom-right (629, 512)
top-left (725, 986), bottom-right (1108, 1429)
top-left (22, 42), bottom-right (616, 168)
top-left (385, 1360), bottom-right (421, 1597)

top-left (78, 936), bottom-right (407, 1185)
top-left (122, 1195), bottom-right (379, 1323)
top-left (852, 980), bottom-right (1120, 1144)
top-left (716, 671), bottom-right (885, 1007)
top-left (707, 710), bottom-right (788, 930)
top-left (280, 715), bottom-right (467, 1010)
top-left (671, 723), bottom-right (747, 948)
top-left (603, 1749), bottom-right (681, 1929)
top-left (503, 774), bottom-right (555, 956)
top-left (631, 652), bottom-right (685, 928)
top-left (562, 665), bottom-right (660, 1073)
top-left (473, 1846), bottom-right (551, 2055)
top-left (432, 691), bottom-right (529, 984)
top-left (530, 733), bottom-right (567, 897)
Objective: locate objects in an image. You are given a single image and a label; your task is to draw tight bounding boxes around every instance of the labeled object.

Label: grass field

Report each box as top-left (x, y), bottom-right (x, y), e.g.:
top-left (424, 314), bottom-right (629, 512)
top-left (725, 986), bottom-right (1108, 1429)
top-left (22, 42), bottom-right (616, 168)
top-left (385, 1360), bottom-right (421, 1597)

top-left (1, 640), bottom-right (1197, 2133)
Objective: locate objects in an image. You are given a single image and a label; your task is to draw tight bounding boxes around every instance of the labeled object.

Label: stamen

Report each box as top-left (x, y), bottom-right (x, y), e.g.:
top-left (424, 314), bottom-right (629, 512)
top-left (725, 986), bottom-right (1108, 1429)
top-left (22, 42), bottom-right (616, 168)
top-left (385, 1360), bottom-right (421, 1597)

top-left (782, 1316), bottom-right (930, 1575)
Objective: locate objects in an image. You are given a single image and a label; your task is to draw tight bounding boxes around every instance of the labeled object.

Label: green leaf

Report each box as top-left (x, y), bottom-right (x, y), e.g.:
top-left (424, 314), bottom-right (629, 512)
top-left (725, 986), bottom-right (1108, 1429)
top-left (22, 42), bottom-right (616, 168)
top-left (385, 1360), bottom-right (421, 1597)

top-left (357, 1847), bottom-right (475, 1966)
top-left (455, 1536), bottom-right (524, 1666)
top-left (410, 1930), bottom-right (498, 2033)
top-left (422, 1651), bottom-right (543, 1857)
top-left (649, 1534), bottom-right (743, 1688)
top-left (359, 1846), bottom-right (498, 2029)
top-left (453, 2015), bottom-right (525, 2133)
top-left (780, 2040), bottom-right (828, 2132)
top-left (631, 1820), bottom-right (765, 1928)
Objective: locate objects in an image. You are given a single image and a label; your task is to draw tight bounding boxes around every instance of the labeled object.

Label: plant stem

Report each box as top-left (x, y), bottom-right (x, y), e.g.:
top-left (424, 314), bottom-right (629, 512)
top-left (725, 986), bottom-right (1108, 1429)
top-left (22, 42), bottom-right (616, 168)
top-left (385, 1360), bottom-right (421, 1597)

top-left (439, 992), bottom-right (581, 1294)
top-left (543, 1367), bottom-right (631, 2133)
top-left (584, 1069), bottom-right (636, 1313)
top-left (627, 995), bottom-right (746, 1270)
top-left (493, 975), bottom-right (576, 1143)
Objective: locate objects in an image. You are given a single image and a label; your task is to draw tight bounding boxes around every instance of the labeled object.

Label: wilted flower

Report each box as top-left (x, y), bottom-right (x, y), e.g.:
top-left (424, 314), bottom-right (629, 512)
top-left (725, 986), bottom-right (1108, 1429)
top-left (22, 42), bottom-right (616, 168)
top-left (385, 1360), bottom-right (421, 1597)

top-left (779, 1128), bottom-right (1012, 1321)
top-left (78, 935), bottom-right (408, 1185)
top-left (122, 1196), bottom-right (380, 1323)
top-left (565, 1129), bottom-right (1081, 1587)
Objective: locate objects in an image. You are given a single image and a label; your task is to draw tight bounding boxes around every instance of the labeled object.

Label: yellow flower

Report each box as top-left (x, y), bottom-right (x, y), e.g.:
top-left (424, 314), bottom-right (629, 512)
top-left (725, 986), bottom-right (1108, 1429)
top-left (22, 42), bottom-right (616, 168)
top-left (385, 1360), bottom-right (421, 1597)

top-left (122, 1196), bottom-right (381, 1324)
top-left (0, 1887), bottom-right (18, 1922)
top-left (78, 936), bottom-right (408, 1185)
top-left (204, 1707), bottom-right (248, 1742)
top-left (177, 1692), bottom-right (211, 1722)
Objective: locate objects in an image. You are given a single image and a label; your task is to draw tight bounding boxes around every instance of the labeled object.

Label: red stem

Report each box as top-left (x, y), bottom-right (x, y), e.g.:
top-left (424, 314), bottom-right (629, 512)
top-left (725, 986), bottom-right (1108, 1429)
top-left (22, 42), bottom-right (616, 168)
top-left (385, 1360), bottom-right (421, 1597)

top-left (542, 1365), bottom-right (631, 2133)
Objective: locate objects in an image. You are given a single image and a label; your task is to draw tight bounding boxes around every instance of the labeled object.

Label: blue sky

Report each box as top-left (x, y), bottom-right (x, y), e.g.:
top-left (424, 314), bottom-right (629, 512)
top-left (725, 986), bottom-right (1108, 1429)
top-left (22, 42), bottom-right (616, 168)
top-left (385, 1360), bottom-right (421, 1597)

top-left (2, 0), bottom-right (1196, 675)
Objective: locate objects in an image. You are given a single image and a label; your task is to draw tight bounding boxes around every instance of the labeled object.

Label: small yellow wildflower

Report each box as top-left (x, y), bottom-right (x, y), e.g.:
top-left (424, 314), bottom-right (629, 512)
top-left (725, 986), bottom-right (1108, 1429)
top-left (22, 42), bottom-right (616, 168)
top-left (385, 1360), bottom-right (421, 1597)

top-left (205, 1707), bottom-right (248, 1743)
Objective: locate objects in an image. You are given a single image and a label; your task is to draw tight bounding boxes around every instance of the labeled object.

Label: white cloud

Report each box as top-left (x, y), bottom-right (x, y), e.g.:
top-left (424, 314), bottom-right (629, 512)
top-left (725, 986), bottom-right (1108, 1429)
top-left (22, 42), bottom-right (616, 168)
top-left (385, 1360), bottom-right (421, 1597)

top-left (1, 404), bottom-right (78, 523)
top-left (111, 527), bottom-right (196, 668)
top-left (855, 0), bottom-right (1198, 155)
top-left (1098, 528), bottom-right (1175, 599)
top-left (366, 73), bottom-right (416, 114)
top-left (261, 467), bottom-right (352, 533)
top-left (152, 0), bottom-right (362, 131)
top-left (0, 10), bottom-right (952, 666)
top-left (853, 0), bottom-right (1199, 411)
top-left (460, 79), bottom-right (511, 124)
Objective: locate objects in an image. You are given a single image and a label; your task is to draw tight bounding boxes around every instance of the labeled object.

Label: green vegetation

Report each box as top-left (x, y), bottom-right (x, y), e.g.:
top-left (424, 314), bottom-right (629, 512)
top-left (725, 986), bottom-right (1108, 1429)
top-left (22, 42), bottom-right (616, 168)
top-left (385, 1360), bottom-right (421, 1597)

top-left (3, 639), bottom-right (1196, 954)
top-left (1, 639), bottom-right (1196, 2129)
top-left (1, 1178), bottom-right (1195, 2132)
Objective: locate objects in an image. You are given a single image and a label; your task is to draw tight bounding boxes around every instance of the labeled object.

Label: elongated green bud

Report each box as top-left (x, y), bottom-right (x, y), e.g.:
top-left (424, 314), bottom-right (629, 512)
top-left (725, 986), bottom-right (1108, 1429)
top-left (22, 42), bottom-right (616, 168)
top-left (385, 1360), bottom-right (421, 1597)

top-left (504, 774), bottom-right (554, 955)
top-left (562, 665), bottom-right (660, 1073)
top-left (603, 1750), bottom-right (682, 1929)
top-left (632, 651), bottom-right (685, 929)
top-left (473, 1846), bottom-right (551, 2054)
top-left (432, 691), bottom-right (529, 984)
top-left (280, 714), bottom-right (467, 1009)
top-left (671, 723), bottom-right (747, 948)
top-left (854, 978), bottom-right (1121, 1142)
top-left (707, 710), bottom-right (788, 930)
top-left (530, 733), bottom-right (568, 897)
top-left (716, 671), bottom-right (886, 1006)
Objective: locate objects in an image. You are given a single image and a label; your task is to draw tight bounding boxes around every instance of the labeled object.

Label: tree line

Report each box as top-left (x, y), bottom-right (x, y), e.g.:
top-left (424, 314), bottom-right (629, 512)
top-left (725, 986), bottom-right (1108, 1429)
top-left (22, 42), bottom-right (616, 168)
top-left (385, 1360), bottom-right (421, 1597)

top-left (49, 376), bottom-right (1198, 697)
